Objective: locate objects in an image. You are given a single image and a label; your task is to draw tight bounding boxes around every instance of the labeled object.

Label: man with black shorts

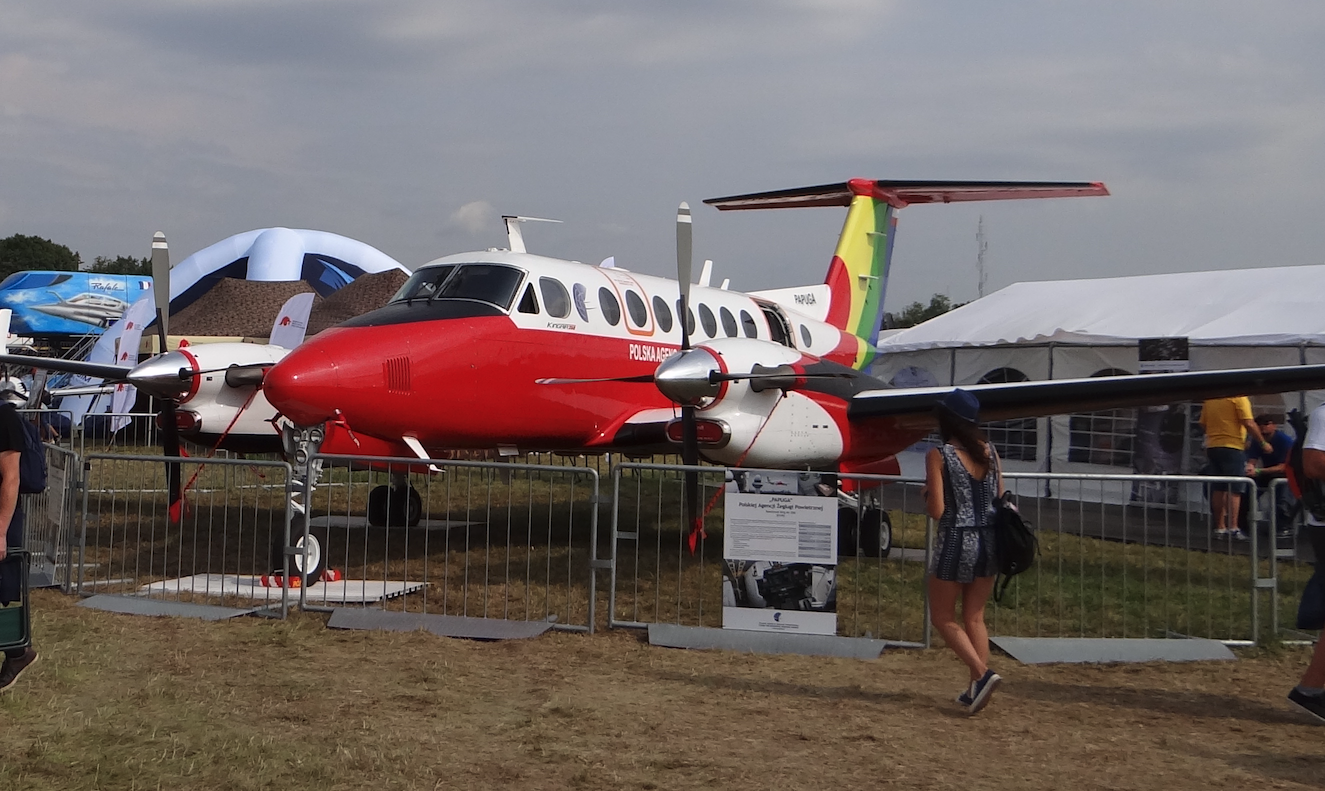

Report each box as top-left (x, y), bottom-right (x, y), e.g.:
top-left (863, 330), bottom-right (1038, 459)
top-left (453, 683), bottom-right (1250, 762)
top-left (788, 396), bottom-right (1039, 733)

top-left (1289, 402), bottom-right (1325, 722)
top-left (1200, 396), bottom-right (1273, 541)
top-left (0, 379), bottom-right (36, 691)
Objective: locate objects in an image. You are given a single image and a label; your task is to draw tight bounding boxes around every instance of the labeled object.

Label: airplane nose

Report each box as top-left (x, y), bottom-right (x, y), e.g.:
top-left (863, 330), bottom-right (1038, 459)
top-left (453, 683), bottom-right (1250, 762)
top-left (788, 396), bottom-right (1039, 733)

top-left (263, 346), bottom-right (339, 426)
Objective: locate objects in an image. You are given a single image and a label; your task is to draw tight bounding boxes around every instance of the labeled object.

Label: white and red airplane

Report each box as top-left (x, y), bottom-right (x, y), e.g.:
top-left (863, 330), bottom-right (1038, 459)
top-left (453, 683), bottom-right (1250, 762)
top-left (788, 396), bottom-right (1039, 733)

top-left (261, 178), bottom-right (1325, 471)
top-left (13, 178), bottom-right (1325, 579)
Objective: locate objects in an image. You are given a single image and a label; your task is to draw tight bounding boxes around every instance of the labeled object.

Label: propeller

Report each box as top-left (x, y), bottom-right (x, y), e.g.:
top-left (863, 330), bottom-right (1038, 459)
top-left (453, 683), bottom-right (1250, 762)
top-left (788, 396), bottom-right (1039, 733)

top-left (153, 308), bottom-right (186, 522)
top-left (674, 203), bottom-right (703, 550)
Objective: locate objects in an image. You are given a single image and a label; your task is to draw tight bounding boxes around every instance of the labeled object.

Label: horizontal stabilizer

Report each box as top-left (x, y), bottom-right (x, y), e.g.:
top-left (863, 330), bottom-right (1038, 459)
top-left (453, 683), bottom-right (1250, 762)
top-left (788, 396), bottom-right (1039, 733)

top-left (706, 179), bottom-right (1109, 211)
top-left (850, 364), bottom-right (1325, 424)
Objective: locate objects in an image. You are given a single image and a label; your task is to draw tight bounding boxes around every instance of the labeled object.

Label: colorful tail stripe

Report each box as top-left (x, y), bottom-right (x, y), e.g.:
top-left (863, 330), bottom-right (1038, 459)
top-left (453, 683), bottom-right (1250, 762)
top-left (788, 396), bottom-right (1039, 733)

top-left (824, 191), bottom-right (894, 369)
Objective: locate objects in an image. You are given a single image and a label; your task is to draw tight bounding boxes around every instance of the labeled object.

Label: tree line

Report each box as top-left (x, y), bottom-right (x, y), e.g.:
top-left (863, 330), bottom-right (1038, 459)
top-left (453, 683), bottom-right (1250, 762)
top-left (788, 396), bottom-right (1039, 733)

top-left (0, 234), bottom-right (151, 281)
top-left (883, 293), bottom-right (964, 329)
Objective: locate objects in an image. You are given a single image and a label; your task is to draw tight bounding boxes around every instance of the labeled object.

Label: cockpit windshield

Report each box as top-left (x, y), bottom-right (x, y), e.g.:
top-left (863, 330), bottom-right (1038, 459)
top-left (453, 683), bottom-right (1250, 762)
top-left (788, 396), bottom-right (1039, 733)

top-left (389, 263), bottom-right (525, 310)
top-left (391, 265), bottom-right (456, 303)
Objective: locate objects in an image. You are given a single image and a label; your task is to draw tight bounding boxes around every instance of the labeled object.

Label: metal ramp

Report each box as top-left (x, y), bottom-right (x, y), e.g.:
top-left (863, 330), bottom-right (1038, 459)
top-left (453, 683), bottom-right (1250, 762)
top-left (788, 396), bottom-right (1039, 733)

top-left (648, 623), bottom-right (890, 659)
top-left (327, 608), bottom-right (555, 640)
top-left (77, 594), bottom-right (257, 621)
top-left (991, 636), bottom-right (1236, 665)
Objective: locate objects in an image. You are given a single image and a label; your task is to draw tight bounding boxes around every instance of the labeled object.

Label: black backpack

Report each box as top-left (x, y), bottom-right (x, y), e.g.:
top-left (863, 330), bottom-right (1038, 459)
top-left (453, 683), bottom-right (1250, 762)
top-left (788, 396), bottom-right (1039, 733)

top-left (992, 491), bottom-right (1037, 603)
top-left (2, 404), bottom-right (47, 495)
top-left (1285, 409), bottom-right (1325, 523)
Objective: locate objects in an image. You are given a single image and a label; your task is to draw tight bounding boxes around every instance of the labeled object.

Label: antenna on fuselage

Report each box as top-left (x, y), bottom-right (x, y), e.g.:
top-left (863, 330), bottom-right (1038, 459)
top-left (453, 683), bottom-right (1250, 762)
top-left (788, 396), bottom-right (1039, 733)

top-left (502, 215), bottom-right (562, 254)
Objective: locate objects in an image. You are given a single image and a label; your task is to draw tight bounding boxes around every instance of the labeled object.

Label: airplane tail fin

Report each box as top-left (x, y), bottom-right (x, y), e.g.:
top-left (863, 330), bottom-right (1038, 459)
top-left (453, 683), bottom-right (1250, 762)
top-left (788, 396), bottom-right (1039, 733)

top-left (705, 179), bottom-right (1108, 369)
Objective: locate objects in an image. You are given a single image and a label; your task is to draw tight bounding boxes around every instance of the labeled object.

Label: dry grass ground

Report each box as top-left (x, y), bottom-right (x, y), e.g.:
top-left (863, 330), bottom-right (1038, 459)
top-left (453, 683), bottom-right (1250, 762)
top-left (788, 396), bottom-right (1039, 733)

top-left (1, 589), bottom-right (1322, 791)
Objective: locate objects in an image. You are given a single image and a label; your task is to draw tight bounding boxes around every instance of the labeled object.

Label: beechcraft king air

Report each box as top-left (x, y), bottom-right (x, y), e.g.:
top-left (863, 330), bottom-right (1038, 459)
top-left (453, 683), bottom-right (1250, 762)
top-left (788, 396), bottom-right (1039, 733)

top-left (260, 178), bottom-right (1325, 480)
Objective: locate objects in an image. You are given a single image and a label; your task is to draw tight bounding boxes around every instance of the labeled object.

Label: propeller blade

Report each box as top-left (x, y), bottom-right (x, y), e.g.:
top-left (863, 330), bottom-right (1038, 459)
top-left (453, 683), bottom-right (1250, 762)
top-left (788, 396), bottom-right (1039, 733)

top-left (151, 232), bottom-right (170, 340)
top-left (535, 375), bottom-right (657, 385)
top-left (709, 370), bottom-right (855, 383)
top-left (676, 203), bottom-right (693, 352)
top-left (154, 308), bottom-right (185, 522)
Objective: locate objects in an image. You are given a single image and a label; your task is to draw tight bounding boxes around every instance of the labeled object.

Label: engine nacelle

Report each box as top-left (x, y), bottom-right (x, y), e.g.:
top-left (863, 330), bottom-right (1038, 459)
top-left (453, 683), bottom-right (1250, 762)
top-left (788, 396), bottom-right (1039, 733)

top-left (686, 338), bottom-right (845, 469)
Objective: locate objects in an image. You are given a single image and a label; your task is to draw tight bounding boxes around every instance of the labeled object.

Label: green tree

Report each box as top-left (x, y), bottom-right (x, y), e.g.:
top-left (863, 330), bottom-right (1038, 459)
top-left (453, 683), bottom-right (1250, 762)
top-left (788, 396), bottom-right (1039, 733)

top-left (88, 255), bottom-right (152, 276)
top-left (885, 293), bottom-right (964, 329)
top-left (0, 234), bottom-right (81, 280)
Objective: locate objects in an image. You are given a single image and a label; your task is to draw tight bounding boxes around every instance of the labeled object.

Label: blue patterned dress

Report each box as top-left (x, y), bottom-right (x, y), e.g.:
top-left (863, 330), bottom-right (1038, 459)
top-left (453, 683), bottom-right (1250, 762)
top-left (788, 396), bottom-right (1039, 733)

top-left (931, 443), bottom-right (1001, 583)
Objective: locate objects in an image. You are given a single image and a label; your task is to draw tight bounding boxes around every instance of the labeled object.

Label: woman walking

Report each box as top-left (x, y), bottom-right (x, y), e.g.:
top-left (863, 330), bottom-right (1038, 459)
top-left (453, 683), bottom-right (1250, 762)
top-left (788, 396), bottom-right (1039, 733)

top-left (923, 389), bottom-right (1003, 714)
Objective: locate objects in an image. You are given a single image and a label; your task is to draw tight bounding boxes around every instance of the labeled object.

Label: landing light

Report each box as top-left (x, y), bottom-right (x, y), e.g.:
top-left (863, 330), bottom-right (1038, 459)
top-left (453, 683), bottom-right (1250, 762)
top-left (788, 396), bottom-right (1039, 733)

top-left (665, 418), bottom-right (730, 447)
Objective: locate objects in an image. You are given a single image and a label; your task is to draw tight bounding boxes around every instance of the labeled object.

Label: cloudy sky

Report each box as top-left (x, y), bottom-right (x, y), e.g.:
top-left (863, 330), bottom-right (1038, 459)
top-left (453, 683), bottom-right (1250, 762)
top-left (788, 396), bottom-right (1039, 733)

top-left (3, 1), bottom-right (1323, 311)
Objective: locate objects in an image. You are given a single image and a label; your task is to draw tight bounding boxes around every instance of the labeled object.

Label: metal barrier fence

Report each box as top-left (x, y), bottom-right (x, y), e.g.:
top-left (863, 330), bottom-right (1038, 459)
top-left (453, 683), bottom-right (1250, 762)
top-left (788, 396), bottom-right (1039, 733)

top-left (25, 443), bottom-right (79, 589)
top-left (77, 454), bottom-right (295, 616)
top-left (607, 464), bottom-right (1294, 646)
top-left (608, 462), bottom-right (931, 645)
top-left (291, 454), bottom-right (601, 632)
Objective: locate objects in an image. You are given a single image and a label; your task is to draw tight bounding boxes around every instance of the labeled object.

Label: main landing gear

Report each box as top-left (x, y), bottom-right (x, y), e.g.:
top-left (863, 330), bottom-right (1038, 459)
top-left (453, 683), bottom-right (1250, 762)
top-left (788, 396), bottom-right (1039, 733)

top-left (366, 473), bottom-right (423, 528)
top-left (837, 502), bottom-right (893, 558)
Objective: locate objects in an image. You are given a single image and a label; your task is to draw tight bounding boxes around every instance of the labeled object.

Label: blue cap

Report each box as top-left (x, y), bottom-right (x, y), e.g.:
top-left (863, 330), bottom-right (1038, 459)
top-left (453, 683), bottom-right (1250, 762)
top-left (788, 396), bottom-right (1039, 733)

top-left (937, 388), bottom-right (980, 423)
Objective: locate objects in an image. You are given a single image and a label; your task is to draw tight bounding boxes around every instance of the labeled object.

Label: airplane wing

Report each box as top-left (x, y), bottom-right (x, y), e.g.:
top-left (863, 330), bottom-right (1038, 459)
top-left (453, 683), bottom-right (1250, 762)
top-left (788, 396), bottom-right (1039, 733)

top-left (0, 352), bottom-right (132, 382)
top-left (705, 179), bottom-right (1109, 211)
top-left (849, 364), bottom-right (1325, 425)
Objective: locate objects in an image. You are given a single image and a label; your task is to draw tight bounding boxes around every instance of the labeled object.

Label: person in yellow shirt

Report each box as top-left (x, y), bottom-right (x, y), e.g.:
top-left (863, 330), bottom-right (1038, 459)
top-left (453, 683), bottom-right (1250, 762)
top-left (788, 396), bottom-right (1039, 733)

top-left (1200, 396), bottom-right (1272, 540)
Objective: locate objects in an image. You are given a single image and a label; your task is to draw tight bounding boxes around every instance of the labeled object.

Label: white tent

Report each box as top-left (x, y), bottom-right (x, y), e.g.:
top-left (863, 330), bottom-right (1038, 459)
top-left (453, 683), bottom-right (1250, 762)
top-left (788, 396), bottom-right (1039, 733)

top-left (872, 264), bottom-right (1325, 502)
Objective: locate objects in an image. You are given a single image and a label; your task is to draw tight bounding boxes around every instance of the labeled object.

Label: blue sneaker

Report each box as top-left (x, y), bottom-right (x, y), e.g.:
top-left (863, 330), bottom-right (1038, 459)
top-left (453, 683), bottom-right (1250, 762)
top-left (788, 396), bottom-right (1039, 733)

top-left (956, 682), bottom-right (974, 707)
top-left (968, 669), bottom-right (1002, 714)
top-left (1288, 688), bottom-right (1325, 724)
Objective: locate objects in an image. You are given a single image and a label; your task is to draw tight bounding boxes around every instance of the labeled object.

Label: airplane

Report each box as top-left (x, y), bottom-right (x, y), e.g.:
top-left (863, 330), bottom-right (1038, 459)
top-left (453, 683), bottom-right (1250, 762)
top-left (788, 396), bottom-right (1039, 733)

top-left (257, 178), bottom-right (1325, 570)
top-left (29, 292), bottom-right (129, 328)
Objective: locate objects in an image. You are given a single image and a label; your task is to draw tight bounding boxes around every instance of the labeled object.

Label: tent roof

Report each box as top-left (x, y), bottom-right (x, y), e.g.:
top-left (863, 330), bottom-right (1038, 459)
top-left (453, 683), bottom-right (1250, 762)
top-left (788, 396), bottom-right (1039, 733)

top-left (879, 264), bottom-right (1325, 352)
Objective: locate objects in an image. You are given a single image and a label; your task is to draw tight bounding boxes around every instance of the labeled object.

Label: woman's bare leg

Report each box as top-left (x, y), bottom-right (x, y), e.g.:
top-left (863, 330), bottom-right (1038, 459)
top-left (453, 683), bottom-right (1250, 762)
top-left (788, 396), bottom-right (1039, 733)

top-left (929, 576), bottom-right (988, 680)
top-left (961, 576), bottom-right (997, 679)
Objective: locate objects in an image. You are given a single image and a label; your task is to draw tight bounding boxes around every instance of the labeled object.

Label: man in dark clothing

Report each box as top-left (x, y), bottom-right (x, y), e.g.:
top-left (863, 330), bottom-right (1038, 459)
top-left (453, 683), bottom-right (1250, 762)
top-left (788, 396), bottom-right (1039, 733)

top-left (0, 380), bottom-right (36, 692)
top-left (1240, 414), bottom-right (1297, 536)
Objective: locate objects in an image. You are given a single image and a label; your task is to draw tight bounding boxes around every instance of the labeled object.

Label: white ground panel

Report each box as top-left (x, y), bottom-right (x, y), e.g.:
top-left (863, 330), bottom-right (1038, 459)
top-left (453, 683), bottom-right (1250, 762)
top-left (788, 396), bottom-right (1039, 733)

top-left (138, 574), bottom-right (425, 604)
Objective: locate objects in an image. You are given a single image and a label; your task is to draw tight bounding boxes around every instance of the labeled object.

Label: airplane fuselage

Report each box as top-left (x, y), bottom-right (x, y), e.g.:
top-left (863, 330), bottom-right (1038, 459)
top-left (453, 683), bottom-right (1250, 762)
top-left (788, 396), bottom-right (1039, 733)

top-left (263, 251), bottom-right (919, 469)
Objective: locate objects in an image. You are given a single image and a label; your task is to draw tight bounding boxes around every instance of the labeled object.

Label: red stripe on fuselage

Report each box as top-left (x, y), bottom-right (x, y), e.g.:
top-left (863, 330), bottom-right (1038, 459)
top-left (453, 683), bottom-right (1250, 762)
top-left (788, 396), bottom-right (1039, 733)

top-left (264, 316), bottom-right (679, 452)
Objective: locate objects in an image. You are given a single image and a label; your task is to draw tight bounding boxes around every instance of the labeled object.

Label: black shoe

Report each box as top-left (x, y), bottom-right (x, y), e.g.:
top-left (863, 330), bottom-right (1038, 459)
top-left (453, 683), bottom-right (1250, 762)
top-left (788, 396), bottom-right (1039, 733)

top-left (955, 682), bottom-right (974, 707)
top-left (1288, 688), bottom-right (1325, 724)
top-left (0, 647), bottom-right (37, 692)
top-left (968, 669), bottom-right (1002, 714)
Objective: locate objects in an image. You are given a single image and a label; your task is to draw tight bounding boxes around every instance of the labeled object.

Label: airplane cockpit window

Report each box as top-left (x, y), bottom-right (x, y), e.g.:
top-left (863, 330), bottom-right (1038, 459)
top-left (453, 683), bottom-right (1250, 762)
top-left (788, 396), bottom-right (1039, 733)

top-left (624, 291), bottom-right (648, 327)
top-left (539, 278), bottom-right (570, 318)
top-left (719, 307), bottom-right (737, 337)
top-left (598, 287), bottom-right (621, 326)
top-left (799, 325), bottom-right (812, 347)
top-left (653, 296), bottom-right (674, 333)
top-left (698, 304), bottom-right (717, 338)
top-left (517, 284), bottom-right (540, 314)
top-left (433, 264), bottom-right (525, 310)
top-left (390, 265), bottom-right (456, 303)
top-left (740, 309), bottom-right (758, 338)
top-left (573, 283), bottom-right (590, 321)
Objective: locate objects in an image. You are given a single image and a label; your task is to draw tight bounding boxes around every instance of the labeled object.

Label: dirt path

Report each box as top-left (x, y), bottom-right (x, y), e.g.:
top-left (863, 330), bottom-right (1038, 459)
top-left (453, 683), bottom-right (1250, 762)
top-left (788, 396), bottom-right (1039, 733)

top-left (1, 590), bottom-right (1321, 790)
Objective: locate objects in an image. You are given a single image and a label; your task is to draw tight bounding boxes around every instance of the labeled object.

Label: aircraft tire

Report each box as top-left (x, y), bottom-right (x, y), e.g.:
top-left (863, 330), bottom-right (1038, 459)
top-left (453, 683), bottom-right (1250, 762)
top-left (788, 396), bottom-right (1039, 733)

top-left (859, 509), bottom-right (892, 558)
top-left (271, 524), bottom-right (329, 587)
top-left (837, 507), bottom-right (860, 558)
top-left (367, 484), bottom-right (423, 528)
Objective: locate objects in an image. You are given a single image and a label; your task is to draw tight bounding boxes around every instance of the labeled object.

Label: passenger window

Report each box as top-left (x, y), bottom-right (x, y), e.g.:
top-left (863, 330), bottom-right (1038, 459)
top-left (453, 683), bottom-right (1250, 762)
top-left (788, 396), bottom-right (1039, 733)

top-left (517, 285), bottom-right (539, 314)
top-left (625, 290), bottom-right (648, 327)
top-left (719, 307), bottom-right (737, 337)
top-left (539, 278), bottom-right (570, 318)
top-left (676, 299), bottom-right (696, 336)
top-left (653, 296), bottom-right (674, 333)
top-left (740, 309), bottom-right (758, 338)
top-left (698, 304), bottom-right (717, 338)
top-left (799, 325), bottom-right (812, 347)
top-left (573, 283), bottom-right (589, 322)
top-left (598, 287), bottom-right (621, 326)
